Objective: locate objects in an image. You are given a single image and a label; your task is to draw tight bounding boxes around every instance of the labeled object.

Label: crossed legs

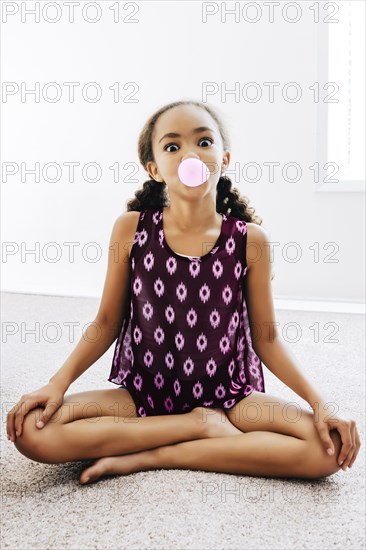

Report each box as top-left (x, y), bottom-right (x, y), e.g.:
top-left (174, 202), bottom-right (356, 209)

top-left (12, 388), bottom-right (343, 483)
top-left (13, 388), bottom-right (212, 463)
top-left (146, 393), bottom-right (343, 480)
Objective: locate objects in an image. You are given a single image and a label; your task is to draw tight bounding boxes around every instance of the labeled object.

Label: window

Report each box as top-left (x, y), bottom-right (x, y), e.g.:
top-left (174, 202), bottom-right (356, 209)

top-left (316, 0), bottom-right (365, 192)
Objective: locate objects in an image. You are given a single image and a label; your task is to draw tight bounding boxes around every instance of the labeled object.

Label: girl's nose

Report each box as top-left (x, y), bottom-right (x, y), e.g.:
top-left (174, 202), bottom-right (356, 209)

top-left (181, 153), bottom-right (201, 163)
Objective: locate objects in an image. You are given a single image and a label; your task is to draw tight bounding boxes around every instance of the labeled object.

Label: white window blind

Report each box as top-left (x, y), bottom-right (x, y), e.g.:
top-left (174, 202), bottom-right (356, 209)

top-left (318, 0), bottom-right (366, 191)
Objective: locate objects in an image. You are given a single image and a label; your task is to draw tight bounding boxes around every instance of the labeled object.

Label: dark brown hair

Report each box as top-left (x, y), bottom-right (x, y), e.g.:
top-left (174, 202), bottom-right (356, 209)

top-left (125, 100), bottom-right (263, 225)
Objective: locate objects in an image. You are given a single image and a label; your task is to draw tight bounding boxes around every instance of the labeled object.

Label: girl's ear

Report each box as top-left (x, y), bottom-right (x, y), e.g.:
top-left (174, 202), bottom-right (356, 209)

top-left (146, 161), bottom-right (161, 182)
top-left (222, 152), bottom-right (230, 173)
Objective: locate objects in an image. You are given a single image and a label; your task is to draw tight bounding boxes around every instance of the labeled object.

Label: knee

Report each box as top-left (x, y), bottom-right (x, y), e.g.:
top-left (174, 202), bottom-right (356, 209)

top-left (306, 429), bottom-right (343, 480)
top-left (13, 407), bottom-right (55, 464)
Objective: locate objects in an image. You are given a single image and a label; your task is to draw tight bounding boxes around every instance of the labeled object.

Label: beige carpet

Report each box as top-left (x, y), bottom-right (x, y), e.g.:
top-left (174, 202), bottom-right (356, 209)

top-left (1, 292), bottom-right (365, 549)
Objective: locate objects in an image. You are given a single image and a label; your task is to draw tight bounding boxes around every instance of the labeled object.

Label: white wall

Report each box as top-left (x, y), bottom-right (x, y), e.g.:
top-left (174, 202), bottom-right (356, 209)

top-left (1, 1), bottom-right (365, 306)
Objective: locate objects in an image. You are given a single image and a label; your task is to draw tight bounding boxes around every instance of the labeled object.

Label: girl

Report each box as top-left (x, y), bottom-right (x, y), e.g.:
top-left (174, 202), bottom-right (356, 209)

top-left (7, 100), bottom-right (361, 485)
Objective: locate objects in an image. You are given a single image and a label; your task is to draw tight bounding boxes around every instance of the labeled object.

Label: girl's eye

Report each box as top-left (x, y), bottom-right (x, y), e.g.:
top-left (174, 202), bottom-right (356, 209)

top-left (199, 138), bottom-right (214, 147)
top-left (164, 137), bottom-right (214, 152)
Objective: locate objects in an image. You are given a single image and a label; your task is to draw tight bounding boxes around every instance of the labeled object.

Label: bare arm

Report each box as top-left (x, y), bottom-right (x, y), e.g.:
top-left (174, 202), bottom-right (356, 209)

top-left (245, 223), bottom-right (327, 408)
top-left (48, 319), bottom-right (120, 393)
top-left (49, 212), bottom-right (136, 393)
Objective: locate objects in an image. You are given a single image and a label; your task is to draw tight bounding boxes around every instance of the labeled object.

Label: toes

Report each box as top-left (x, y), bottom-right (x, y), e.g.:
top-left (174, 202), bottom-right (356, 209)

top-left (80, 469), bottom-right (95, 484)
top-left (80, 462), bottom-right (104, 484)
top-left (80, 476), bottom-right (91, 485)
top-left (80, 457), bottom-right (117, 484)
top-left (80, 470), bottom-right (102, 484)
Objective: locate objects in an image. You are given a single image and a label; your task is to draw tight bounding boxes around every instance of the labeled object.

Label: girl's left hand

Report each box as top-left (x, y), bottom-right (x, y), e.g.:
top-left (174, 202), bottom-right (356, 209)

top-left (313, 405), bottom-right (361, 470)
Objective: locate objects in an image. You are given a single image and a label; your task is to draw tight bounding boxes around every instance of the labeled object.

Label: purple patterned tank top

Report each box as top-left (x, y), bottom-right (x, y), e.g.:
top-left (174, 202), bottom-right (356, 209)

top-left (108, 207), bottom-right (265, 416)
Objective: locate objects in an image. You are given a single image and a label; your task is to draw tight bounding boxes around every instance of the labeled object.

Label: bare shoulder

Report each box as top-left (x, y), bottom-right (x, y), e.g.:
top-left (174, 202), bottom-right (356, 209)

top-left (116, 210), bottom-right (141, 225)
top-left (112, 210), bottom-right (141, 259)
top-left (122, 210), bottom-right (141, 232)
top-left (95, 211), bottom-right (141, 325)
top-left (245, 222), bottom-right (271, 270)
top-left (245, 221), bottom-right (269, 239)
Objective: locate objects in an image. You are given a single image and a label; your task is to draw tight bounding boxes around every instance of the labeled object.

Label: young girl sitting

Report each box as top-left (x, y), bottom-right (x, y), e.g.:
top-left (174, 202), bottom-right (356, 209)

top-left (7, 100), bottom-right (361, 485)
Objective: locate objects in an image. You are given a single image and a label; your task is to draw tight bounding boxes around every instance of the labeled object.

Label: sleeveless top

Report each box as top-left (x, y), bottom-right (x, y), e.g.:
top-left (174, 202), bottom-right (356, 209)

top-left (107, 207), bottom-right (265, 416)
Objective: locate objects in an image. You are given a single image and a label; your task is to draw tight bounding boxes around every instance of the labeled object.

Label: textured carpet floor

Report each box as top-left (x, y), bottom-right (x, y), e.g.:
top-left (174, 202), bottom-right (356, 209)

top-left (1, 292), bottom-right (365, 549)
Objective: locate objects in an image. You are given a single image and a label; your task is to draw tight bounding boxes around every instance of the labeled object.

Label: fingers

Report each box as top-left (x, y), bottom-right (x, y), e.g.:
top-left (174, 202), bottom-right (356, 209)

top-left (348, 425), bottom-right (361, 468)
top-left (317, 424), bottom-right (335, 456)
top-left (341, 421), bottom-right (360, 470)
top-left (337, 419), bottom-right (361, 471)
top-left (7, 398), bottom-right (33, 442)
top-left (35, 401), bottom-right (59, 429)
top-left (7, 397), bottom-right (42, 441)
top-left (336, 421), bottom-right (352, 468)
top-left (312, 414), bottom-right (361, 471)
top-left (14, 401), bottom-right (30, 438)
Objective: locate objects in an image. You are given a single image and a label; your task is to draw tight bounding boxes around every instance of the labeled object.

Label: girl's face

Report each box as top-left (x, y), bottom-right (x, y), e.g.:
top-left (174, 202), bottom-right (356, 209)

top-left (147, 105), bottom-right (230, 199)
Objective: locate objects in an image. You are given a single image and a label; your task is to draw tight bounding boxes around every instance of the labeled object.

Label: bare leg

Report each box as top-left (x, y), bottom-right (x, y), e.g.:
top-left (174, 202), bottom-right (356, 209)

top-left (79, 425), bottom-right (342, 483)
top-left (15, 406), bottom-right (242, 466)
top-left (150, 431), bottom-right (311, 478)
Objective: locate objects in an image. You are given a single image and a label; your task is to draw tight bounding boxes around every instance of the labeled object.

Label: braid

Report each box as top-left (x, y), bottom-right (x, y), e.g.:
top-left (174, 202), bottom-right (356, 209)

top-left (126, 179), bottom-right (168, 212)
top-left (216, 176), bottom-right (263, 225)
top-left (126, 175), bottom-right (262, 225)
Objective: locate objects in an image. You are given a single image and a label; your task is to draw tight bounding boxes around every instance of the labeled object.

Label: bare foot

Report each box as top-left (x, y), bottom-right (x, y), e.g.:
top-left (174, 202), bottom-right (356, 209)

top-left (79, 450), bottom-right (156, 485)
top-left (79, 407), bottom-right (243, 485)
top-left (190, 406), bottom-right (243, 439)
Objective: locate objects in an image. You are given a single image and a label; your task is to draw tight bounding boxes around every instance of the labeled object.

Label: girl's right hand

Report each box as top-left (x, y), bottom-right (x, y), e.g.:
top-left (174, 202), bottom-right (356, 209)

top-left (7, 382), bottom-right (65, 442)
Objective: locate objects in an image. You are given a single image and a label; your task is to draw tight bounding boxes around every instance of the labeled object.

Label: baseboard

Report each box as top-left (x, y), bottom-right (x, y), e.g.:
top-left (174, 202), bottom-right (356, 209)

top-left (274, 298), bottom-right (365, 314)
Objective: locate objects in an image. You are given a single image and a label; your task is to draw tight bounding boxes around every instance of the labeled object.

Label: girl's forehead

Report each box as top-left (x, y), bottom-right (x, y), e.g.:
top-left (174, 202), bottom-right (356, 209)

top-left (153, 106), bottom-right (217, 140)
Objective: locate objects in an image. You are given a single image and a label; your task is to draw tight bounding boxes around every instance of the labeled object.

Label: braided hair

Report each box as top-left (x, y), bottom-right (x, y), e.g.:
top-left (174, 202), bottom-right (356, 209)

top-left (125, 100), bottom-right (263, 226)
